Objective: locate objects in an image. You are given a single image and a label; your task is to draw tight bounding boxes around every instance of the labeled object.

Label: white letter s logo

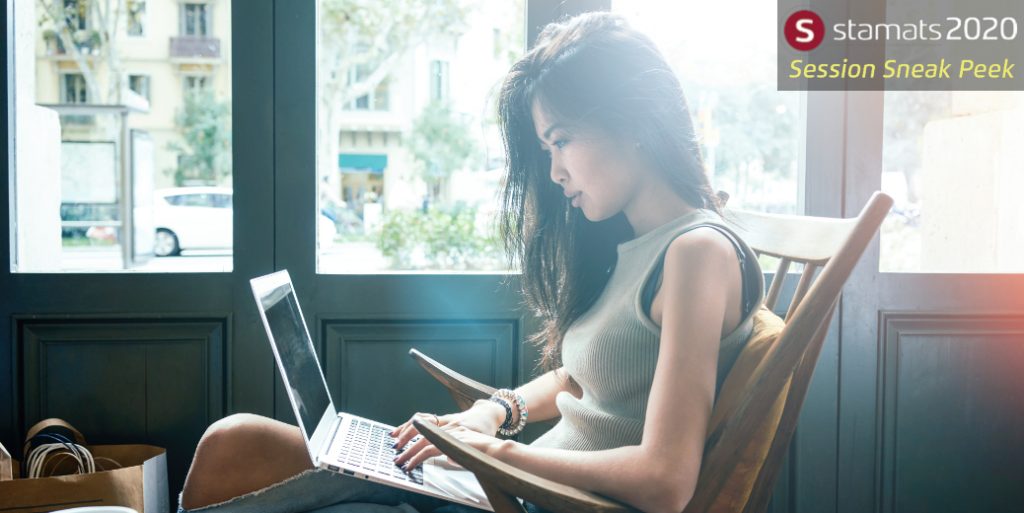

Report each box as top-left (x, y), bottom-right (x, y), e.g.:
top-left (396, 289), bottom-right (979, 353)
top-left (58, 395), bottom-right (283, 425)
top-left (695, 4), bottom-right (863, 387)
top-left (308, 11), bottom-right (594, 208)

top-left (795, 19), bottom-right (815, 43)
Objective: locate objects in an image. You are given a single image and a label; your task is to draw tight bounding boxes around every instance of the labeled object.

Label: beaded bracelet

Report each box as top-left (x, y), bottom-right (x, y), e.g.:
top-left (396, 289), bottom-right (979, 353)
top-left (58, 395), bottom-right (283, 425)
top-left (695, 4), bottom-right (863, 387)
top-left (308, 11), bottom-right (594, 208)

top-left (491, 388), bottom-right (528, 437)
top-left (488, 396), bottom-right (513, 430)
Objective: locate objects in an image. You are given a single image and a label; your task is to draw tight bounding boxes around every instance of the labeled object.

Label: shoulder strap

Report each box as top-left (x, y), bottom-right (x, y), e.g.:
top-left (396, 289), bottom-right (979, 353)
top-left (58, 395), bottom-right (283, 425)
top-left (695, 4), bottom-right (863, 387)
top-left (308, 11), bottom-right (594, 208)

top-left (641, 223), bottom-right (758, 321)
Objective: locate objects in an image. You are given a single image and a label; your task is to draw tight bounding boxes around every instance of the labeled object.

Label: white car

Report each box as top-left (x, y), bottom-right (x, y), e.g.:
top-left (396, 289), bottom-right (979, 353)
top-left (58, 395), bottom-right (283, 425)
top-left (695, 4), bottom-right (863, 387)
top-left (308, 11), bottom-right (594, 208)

top-left (153, 187), bottom-right (336, 257)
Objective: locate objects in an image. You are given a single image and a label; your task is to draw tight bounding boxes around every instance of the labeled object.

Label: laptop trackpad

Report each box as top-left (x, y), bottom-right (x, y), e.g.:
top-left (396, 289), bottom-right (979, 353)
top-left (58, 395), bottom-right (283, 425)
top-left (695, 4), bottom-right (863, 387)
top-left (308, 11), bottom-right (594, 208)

top-left (424, 456), bottom-right (492, 508)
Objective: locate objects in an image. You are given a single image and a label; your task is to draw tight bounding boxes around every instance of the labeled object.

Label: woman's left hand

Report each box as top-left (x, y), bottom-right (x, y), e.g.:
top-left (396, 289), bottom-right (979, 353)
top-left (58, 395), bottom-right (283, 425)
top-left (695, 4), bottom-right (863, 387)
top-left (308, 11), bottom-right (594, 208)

top-left (393, 423), bottom-right (508, 472)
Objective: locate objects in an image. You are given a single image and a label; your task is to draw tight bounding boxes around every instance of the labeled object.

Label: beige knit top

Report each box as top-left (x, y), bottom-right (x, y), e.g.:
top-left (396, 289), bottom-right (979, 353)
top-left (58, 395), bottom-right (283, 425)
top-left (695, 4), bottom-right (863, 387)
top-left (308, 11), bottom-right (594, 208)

top-left (528, 208), bottom-right (766, 452)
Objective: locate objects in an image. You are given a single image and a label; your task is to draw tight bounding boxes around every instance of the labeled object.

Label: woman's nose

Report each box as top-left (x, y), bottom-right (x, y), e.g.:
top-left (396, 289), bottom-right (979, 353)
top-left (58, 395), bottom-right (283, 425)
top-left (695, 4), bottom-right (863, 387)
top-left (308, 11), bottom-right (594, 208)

top-left (549, 156), bottom-right (567, 186)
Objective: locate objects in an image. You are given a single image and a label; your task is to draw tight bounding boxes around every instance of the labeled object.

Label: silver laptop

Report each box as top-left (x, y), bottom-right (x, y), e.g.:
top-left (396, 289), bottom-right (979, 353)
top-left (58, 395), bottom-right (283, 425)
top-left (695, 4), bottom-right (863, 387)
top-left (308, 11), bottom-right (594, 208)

top-left (250, 270), bottom-right (494, 511)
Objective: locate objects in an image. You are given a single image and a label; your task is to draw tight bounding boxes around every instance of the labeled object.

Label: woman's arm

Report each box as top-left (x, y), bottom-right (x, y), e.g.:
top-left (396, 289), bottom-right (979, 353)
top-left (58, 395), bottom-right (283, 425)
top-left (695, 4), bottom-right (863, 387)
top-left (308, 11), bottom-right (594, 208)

top-left (490, 231), bottom-right (736, 513)
top-left (394, 365), bottom-right (580, 453)
top-left (472, 365), bottom-right (579, 426)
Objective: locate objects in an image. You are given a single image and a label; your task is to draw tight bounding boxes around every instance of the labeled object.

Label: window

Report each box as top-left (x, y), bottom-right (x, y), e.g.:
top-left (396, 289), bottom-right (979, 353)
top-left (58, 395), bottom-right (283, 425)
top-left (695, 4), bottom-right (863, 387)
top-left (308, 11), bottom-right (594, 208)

top-left (370, 80), bottom-right (390, 110)
top-left (42, 1), bottom-right (96, 55)
top-left (167, 193), bottom-right (233, 209)
top-left (611, 0), bottom-right (803, 214)
top-left (61, 73), bottom-right (88, 104)
top-left (128, 74), bottom-right (150, 102)
top-left (345, 65), bottom-right (391, 111)
top-left (211, 194), bottom-right (232, 209)
top-left (63, 0), bottom-right (88, 31)
top-left (12, 0), bottom-right (233, 272)
top-left (177, 194), bottom-right (214, 207)
top-left (183, 75), bottom-right (209, 96)
top-left (127, 0), bottom-right (146, 36)
top-left (181, 3), bottom-right (209, 37)
top-left (879, 91), bottom-right (1024, 273)
top-left (162, 194), bottom-right (184, 206)
top-left (430, 60), bottom-right (449, 102)
top-left (318, 0), bottom-right (525, 273)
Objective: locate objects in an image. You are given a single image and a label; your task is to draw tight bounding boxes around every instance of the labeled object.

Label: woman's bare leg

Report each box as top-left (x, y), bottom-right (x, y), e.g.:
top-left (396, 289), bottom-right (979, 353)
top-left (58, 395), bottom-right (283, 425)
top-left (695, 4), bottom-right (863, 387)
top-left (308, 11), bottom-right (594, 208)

top-left (180, 413), bottom-right (314, 509)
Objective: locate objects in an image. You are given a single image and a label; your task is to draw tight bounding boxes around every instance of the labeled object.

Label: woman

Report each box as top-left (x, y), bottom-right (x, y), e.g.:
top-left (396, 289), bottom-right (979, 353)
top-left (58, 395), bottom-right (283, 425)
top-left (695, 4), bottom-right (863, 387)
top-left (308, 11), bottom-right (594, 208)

top-left (178, 11), bottom-right (764, 513)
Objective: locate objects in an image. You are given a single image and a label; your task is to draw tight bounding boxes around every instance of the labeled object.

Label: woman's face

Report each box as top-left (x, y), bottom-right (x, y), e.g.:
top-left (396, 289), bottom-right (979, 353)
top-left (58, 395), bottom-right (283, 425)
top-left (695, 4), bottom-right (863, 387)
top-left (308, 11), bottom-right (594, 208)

top-left (532, 100), bottom-right (644, 222)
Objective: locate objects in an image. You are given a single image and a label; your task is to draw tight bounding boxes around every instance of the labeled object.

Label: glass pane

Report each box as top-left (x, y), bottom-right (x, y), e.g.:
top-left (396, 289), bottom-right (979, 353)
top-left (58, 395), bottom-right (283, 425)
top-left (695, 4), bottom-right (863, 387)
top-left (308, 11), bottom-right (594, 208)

top-left (612, 0), bottom-right (804, 215)
top-left (12, 0), bottom-right (232, 272)
top-left (317, 0), bottom-right (524, 273)
top-left (127, 0), bottom-right (146, 36)
top-left (880, 91), bottom-right (1024, 273)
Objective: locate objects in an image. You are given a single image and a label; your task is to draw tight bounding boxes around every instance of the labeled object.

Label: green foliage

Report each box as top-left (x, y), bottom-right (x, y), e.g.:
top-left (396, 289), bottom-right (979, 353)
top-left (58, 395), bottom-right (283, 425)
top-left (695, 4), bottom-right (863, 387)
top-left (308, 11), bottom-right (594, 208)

top-left (318, 0), bottom-right (470, 104)
top-left (38, 0), bottom-right (103, 48)
top-left (377, 205), bottom-right (503, 270)
top-left (407, 101), bottom-right (478, 181)
top-left (704, 84), bottom-right (799, 181)
top-left (167, 90), bottom-right (232, 186)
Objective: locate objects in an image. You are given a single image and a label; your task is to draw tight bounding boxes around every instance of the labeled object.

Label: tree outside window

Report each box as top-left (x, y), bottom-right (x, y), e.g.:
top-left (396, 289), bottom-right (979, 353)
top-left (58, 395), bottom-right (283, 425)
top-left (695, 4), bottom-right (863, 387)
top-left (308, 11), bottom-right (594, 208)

top-left (167, 89), bottom-right (232, 186)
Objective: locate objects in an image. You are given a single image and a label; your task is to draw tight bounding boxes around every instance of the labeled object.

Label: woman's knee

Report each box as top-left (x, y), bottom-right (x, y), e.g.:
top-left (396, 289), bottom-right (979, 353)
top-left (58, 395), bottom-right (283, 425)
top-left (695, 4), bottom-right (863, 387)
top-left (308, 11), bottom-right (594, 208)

top-left (182, 413), bottom-right (310, 509)
top-left (203, 413), bottom-right (271, 440)
top-left (195, 413), bottom-right (311, 471)
top-left (196, 413), bottom-right (270, 458)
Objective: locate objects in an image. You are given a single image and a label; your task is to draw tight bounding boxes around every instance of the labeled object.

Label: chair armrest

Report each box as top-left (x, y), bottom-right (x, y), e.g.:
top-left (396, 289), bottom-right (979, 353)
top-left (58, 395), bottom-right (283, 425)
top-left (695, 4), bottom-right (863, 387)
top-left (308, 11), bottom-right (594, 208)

top-left (409, 348), bottom-right (496, 411)
top-left (413, 419), bottom-right (639, 513)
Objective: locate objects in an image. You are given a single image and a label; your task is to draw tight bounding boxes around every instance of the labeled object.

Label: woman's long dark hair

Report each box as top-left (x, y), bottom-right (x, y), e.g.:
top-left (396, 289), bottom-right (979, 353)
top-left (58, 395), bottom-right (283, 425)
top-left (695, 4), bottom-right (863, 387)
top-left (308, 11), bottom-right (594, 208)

top-left (497, 12), bottom-right (723, 380)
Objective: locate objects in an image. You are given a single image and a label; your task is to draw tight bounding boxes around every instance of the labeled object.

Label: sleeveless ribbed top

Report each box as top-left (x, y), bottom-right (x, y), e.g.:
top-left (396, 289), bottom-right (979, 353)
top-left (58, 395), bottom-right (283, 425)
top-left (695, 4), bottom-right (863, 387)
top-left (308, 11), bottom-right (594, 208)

top-left (528, 208), bottom-right (766, 452)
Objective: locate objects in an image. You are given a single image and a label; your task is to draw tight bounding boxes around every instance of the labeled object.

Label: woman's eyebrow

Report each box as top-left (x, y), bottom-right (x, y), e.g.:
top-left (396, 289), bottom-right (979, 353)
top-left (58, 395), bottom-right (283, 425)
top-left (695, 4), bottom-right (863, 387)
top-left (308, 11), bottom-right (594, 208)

top-left (540, 123), bottom-right (564, 142)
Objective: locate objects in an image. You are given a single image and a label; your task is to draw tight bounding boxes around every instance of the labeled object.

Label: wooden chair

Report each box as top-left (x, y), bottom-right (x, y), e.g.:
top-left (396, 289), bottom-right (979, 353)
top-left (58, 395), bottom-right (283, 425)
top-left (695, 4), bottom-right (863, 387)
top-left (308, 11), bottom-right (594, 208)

top-left (409, 191), bottom-right (894, 513)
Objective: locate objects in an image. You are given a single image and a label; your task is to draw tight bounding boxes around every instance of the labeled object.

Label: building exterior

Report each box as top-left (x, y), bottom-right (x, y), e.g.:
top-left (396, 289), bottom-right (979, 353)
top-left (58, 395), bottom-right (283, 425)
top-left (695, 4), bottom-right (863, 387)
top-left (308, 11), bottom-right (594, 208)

top-left (328, 2), bottom-right (521, 219)
top-left (35, 0), bottom-right (233, 189)
top-left (34, 0), bottom-right (518, 225)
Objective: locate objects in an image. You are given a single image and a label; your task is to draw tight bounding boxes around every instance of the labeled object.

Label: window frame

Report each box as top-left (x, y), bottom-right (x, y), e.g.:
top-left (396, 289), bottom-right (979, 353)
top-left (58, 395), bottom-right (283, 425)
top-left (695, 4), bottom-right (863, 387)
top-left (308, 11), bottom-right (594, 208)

top-left (429, 59), bottom-right (449, 102)
top-left (180, 2), bottom-right (211, 37)
top-left (181, 74), bottom-right (210, 97)
top-left (62, 0), bottom-right (90, 31)
top-left (128, 74), bottom-right (151, 102)
top-left (59, 72), bottom-right (87, 104)
top-left (126, 0), bottom-right (147, 37)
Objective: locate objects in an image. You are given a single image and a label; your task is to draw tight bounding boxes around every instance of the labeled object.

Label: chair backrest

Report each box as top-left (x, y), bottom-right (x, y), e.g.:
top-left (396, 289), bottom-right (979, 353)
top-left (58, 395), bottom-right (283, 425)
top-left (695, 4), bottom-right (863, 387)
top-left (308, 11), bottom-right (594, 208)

top-left (684, 192), bottom-right (893, 513)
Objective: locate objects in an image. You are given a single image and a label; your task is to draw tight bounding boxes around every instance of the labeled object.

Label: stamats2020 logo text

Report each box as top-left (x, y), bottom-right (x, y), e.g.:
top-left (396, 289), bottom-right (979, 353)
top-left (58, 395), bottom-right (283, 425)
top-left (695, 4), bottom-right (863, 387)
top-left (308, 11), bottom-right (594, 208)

top-left (784, 9), bottom-right (1021, 51)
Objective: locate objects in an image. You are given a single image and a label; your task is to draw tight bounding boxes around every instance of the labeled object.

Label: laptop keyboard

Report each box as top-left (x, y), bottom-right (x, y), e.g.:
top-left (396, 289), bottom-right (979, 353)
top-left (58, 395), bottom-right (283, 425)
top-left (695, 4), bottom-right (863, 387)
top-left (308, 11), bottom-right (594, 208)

top-left (336, 419), bottom-right (424, 485)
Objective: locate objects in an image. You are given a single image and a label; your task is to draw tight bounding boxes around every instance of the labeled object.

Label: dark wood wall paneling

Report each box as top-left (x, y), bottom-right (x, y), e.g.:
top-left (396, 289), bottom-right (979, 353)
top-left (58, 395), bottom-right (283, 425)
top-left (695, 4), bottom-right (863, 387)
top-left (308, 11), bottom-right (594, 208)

top-left (877, 313), bottom-right (1024, 513)
top-left (276, 318), bottom-right (518, 428)
top-left (17, 317), bottom-right (228, 498)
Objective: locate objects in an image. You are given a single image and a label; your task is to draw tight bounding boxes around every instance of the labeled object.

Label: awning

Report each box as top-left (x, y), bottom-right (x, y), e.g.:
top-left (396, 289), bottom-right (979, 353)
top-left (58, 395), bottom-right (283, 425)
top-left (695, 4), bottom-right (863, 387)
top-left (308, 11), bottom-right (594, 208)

top-left (339, 153), bottom-right (387, 174)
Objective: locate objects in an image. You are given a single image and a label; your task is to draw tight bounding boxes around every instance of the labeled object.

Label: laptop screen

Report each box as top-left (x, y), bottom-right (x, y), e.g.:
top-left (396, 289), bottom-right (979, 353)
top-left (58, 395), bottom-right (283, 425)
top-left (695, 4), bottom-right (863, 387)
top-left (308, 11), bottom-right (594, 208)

top-left (261, 285), bottom-right (332, 441)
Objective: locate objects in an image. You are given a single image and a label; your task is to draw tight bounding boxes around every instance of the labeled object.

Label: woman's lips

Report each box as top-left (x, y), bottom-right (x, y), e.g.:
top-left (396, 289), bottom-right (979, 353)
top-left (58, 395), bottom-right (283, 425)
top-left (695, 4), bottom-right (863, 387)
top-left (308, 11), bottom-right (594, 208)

top-left (571, 193), bottom-right (581, 208)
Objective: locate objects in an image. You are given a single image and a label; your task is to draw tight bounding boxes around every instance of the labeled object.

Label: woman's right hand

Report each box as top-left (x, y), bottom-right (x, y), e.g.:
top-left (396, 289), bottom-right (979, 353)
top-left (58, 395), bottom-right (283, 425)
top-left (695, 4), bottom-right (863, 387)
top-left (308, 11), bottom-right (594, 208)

top-left (389, 399), bottom-right (507, 451)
